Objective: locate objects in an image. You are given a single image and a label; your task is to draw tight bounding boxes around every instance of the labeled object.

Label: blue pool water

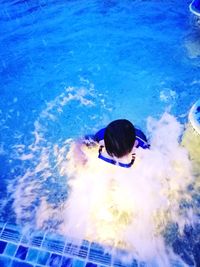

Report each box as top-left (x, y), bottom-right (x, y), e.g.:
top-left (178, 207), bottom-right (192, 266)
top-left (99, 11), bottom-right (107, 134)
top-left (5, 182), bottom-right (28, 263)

top-left (0, 0), bottom-right (200, 266)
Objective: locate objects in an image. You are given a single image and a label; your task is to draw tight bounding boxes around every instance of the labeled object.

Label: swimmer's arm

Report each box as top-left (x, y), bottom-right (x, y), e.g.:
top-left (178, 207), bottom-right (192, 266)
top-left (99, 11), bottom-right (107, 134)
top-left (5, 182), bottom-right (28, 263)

top-left (72, 136), bottom-right (99, 165)
top-left (72, 139), bottom-right (88, 165)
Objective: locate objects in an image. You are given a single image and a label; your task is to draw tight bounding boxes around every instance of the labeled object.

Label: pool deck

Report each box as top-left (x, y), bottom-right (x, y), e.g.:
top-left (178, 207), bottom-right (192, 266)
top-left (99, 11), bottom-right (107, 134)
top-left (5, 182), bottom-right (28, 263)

top-left (189, 98), bottom-right (200, 134)
top-left (0, 222), bottom-right (139, 267)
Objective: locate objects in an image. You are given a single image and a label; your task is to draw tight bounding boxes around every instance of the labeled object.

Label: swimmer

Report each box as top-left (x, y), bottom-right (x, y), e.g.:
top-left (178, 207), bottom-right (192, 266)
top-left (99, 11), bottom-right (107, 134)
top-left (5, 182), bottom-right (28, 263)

top-left (75, 119), bottom-right (149, 168)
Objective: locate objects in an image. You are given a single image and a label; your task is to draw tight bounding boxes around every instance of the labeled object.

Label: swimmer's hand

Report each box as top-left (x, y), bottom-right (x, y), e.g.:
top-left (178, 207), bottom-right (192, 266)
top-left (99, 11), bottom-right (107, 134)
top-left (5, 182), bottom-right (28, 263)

top-left (73, 140), bottom-right (88, 165)
top-left (83, 136), bottom-right (97, 148)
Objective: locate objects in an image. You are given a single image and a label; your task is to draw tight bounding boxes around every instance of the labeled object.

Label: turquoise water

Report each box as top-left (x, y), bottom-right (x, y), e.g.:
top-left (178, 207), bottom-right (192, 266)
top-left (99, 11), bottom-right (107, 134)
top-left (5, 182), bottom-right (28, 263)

top-left (0, 0), bottom-right (200, 265)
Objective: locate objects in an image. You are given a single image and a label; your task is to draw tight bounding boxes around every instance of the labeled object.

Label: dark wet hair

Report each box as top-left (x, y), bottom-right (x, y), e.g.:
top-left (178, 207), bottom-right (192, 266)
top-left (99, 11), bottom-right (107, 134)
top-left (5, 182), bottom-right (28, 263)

top-left (104, 119), bottom-right (136, 158)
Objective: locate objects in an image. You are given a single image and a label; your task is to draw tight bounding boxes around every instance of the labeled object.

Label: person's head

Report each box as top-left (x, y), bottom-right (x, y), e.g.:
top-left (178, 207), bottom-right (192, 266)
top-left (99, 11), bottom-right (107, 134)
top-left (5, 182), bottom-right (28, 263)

top-left (104, 119), bottom-right (136, 158)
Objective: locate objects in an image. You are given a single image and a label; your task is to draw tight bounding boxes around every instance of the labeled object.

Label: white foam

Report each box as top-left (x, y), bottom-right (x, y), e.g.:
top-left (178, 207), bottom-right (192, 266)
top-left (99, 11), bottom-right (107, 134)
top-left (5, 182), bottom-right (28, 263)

top-left (9, 86), bottom-right (195, 265)
top-left (57, 113), bottom-right (194, 265)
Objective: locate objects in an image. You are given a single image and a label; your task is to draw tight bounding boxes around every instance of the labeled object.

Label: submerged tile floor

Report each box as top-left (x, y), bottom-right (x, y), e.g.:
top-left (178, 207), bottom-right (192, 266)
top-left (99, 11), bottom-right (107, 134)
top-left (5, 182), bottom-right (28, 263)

top-left (0, 222), bottom-right (139, 267)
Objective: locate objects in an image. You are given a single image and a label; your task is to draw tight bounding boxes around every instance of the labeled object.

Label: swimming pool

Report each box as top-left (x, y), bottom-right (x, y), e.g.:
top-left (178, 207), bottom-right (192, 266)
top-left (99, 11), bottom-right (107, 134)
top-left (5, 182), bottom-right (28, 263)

top-left (0, 0), bottom-right (200, 266)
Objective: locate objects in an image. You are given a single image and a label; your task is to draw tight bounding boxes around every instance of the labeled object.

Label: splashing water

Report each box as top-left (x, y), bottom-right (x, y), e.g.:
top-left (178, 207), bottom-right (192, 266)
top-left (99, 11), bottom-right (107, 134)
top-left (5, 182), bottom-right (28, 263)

top-left (60, 113), bottom-right (195, 265)
top-left (9, 85), bottom-right (102, 229)
top-left (9, 87), bottom-right (198, 266)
